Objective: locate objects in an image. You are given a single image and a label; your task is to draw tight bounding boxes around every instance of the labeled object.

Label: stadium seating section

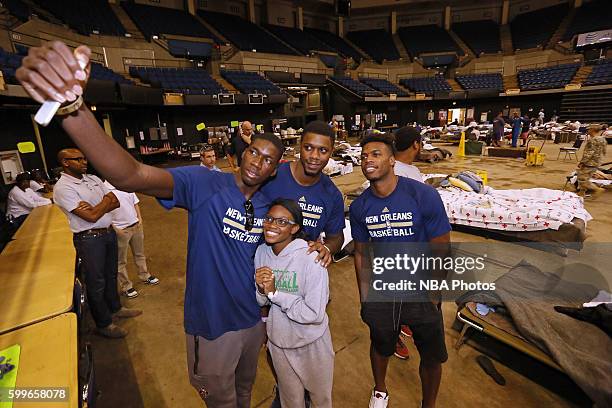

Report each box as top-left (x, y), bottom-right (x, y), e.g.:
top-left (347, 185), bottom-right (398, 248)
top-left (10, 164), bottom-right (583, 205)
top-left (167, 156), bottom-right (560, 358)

top-left (359, 78), bottom-right (409, 96)
top-left (456, 73), bottom-right (504, 91)
top-left (0, 48), bottom-right (23, 84)
top-left (122, 2), bottom-right (218, 42)
top-left (452, 20), bottom-right (501, 55)
top-left (319, 54), bottom-right (339, 68)
top-left (198, 11), bottom-right (296, 55)
top-left (346, 29), bottom-right (400, 63)
top-left (583, 60), bottom-right (612, 86)
top-left (398, 25), bottom-right (464, 58)
top-left (221, 70), bottom-right (282, 95)
top-left (331, 76), bottom-right (382, 97)
top-left (264, 24), bottom-right (334, 55)
top-left (33, 0), bottom-right (125, 36)
top-left (2, 0), bottom-right (29, 21)
top-left (517, 63), bottom-right (580, 91)
top-left (91, 62), bottom-right (132, 84)
top-left (399, 75), bottom-right (452, 94)
top-left (167, 39), bottom-right (213, 59)
top-left (510, 4), bottom-right (568, 50)
top-left (563, 0), bottom-right (612, 41)
top-left (304, 28), bottom-right (363, 62)
top-left (129, 67), bottom-right (225, 94)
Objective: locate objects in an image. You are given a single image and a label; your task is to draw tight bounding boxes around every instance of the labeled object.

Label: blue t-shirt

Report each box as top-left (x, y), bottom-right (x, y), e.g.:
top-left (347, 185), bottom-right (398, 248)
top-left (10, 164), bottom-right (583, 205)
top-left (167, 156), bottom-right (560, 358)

top-left (260, 162), bottom-right (345, 240)
top-left (349, 176), bottom-right (451, 243)
top-left (158, 166), bottom-right (270, 340)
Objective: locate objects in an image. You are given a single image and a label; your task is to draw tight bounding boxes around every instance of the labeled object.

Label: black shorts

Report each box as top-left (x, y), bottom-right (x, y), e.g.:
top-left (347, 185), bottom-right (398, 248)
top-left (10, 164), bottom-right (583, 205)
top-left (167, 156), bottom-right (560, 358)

top-left (361, 302), bottom-right (448, 364)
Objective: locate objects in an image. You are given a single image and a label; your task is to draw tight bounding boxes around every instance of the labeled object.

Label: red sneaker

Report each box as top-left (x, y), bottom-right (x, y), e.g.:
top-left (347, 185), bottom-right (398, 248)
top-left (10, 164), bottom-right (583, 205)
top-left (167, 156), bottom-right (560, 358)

top-left (394, 338), bottom-right (410, 360)
top-left (401, 325), bottom-right (413, 337)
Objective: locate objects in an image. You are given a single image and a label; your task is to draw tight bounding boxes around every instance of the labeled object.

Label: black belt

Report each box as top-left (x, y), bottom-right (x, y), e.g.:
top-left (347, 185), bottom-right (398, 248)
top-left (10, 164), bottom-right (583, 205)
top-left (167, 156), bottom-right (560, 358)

top-left (74, 226), bottom-right (113, 237)
top-left (124, 221), bottom-right (140, 229)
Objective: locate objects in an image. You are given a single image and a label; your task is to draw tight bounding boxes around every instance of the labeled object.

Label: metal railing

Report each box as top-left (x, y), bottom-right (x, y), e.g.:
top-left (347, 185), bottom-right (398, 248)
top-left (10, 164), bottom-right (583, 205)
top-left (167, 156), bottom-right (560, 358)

top-left (358, 72), bottom-right (389, 80)
top-left (516, 57), bottom-right (582, 72)
top-left (8, 30), bottom-right (105, 63)
top-left (122, 56), bottom-right (193, 71)
top-left (219, 62), bottom-right (331, 76)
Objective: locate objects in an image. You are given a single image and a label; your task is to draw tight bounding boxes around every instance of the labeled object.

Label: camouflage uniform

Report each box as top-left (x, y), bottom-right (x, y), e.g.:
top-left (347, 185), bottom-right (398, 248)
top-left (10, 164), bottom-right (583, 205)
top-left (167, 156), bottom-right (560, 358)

top-left (577, 134), bottom-right (607, 191)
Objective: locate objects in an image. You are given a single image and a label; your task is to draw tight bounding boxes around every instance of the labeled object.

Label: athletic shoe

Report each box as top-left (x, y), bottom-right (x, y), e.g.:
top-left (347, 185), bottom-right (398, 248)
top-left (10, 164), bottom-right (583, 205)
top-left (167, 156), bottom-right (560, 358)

top-left (96, 323), bottom-right (127, 338)
top-left (400, 325), bottom-right (413, 337)
top-left (143, 276), bottom-right (160, 285)
top-left (394, 338), bottom-right (410, 360)
top-left (369, 390), bottom-right (389, 408)
top-left (113, 307), bottom-right (143, 318)
top-left (125, 288), bottom-right (139, 299)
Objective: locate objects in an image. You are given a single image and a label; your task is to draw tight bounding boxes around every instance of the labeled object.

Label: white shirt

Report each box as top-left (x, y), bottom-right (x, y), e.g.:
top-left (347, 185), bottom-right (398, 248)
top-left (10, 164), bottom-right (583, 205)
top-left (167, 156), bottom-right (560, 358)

top-left (29, 180), bottom-right (44, 193)
top-left (6, 186), bottom-right (52, 218)
top-left (394, 161), bottom-right (423, 182)
top-left (103, 182), bottom-right (140, 229)
top-left (53, 172), bottom-right (113, 233)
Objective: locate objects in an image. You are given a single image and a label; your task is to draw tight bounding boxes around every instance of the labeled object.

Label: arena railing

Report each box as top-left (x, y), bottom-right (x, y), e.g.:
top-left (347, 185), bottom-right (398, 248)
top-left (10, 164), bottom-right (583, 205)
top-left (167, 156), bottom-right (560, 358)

top-left (516, 57), bottom-right (583, 72)
top-left (219, 62), bottom-right (332, 76)
top-left (8, 30), bottom-right (106, 64)
top-left (122, 56), bottom-right (194, 71)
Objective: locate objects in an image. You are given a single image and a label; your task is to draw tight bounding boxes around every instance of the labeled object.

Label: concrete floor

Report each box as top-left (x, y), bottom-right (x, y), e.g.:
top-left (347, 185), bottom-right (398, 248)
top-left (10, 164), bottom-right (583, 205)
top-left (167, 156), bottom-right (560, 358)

top-left (83, 139), bottom-right (611, 407)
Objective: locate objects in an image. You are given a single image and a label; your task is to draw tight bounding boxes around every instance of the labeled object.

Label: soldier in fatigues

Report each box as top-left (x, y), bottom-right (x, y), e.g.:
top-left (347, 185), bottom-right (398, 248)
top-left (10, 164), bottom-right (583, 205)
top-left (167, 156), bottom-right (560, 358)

top-left (577, 125), bottom-right (607, 196)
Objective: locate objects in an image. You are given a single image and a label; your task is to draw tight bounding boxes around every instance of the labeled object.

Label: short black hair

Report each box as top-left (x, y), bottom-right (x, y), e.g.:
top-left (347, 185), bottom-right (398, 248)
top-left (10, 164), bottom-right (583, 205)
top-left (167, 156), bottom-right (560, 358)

top-left (252, 132), bottom-right (284, 161)
top-left (360, 132), bottom-right (396, 154)
top-left (303, 120), bottom-right (335, 144)
top-left (16, 172), bottom-right (30, 183)
top-left (394, 126), bottom-right (421, 151)
top-left (268, 198), bottom-right (305, 239)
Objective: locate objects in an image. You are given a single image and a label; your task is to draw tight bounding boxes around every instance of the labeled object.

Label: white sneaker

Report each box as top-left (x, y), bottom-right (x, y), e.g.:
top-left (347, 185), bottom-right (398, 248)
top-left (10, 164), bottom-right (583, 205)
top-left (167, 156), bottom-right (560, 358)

top-left (369, 390), bottom-right (389, 408)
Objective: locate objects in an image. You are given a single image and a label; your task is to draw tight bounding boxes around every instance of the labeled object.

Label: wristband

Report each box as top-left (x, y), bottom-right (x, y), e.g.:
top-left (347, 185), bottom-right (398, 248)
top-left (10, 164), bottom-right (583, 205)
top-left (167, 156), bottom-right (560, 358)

top-left (57, 95), bottom-right (84, 116)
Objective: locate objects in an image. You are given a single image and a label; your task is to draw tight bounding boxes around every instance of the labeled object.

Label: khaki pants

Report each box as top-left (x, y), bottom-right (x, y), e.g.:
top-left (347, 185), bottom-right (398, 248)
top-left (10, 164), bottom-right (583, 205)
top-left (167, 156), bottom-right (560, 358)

top-left (114, 223), bottom-right (150, 292)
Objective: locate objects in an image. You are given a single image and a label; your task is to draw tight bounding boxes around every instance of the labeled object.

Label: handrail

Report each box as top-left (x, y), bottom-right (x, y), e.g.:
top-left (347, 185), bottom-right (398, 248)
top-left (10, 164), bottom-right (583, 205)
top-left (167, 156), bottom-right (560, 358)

top-left (516, 57), bottom-right (582, 72)
top-left (122, 56), bottom-right (193, 71)
top-left (397, 72), bottom-right (438, 80)
top-left (358, 72), bottom-right (389, 80)
top-left (219, 62), bottom-right (331, 76)
top-left (9, 30), bottom-right (105, 63)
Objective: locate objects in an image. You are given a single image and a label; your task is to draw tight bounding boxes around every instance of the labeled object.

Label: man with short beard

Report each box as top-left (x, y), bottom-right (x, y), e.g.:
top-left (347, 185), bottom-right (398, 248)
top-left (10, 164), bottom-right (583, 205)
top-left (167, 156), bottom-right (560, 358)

top-left (261, 120), bottom-right (345, 267)
top-left (16, 41), bottom-right (286, 408)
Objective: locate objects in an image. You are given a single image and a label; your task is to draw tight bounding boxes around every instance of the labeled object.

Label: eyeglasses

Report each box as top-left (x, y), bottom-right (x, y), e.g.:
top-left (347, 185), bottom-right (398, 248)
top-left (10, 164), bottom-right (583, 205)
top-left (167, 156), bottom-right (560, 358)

top-left (263, 216), bottom-right (296, 227)
top-left (65, 157), bottom-right (87, 162)
top-left (244, 200), bottom-right (254, 231)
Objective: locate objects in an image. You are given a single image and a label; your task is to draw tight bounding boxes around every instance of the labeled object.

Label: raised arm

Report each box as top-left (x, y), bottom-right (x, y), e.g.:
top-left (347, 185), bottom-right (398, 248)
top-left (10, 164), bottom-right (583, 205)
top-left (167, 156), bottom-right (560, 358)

top-left (16, 41), bottom-right (174, 198)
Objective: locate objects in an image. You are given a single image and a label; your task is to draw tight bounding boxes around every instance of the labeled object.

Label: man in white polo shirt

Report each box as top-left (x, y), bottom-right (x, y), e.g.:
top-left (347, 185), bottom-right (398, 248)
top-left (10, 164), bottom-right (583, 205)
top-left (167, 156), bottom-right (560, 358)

top-left (54, 148), bottom-right (141, 338)
top-left (104, 181), bottom-right (160, 299)
top-left (7, 172), bottom-right (52, 229)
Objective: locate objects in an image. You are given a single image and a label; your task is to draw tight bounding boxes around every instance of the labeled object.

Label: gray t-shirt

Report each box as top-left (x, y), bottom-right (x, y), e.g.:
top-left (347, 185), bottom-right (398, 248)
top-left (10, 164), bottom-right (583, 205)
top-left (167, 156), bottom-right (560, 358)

top-left (394, 160), bottom-right (423, 182)
top-left (53, 172), bottom-right (113, 233)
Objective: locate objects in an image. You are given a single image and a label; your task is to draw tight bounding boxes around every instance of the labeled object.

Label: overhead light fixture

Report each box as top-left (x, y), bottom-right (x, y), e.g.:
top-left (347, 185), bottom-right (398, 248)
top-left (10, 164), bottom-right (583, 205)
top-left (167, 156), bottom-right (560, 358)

top-left (91, 105), bottom-right (97, 111)
top-left (152, 35), bottom-right (159, 40)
